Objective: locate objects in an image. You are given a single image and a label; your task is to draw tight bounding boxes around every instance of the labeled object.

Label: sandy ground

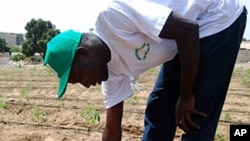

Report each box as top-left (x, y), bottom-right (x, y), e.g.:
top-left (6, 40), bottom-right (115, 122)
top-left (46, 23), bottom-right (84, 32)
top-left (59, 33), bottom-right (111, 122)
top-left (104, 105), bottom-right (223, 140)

top-left (0, 41), bottom-right (250, 141)
top-left (241, 41), bottom-right (250, 49)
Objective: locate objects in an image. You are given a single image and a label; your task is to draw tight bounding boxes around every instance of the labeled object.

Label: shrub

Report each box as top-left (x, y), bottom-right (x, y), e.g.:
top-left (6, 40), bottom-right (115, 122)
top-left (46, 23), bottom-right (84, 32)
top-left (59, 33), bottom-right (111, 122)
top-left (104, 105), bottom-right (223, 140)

top-left (10, 46), bottom-right (22, 52)
top-left (12, 53), bottom-right (26, 62)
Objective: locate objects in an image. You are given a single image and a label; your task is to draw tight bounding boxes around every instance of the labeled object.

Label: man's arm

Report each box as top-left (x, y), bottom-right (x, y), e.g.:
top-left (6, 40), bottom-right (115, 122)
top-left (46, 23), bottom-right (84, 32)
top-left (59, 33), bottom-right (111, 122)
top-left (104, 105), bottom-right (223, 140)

top-left (159, 11), bottom-right (206, 132)
top-left (102, 101), bottom-right (123, 141)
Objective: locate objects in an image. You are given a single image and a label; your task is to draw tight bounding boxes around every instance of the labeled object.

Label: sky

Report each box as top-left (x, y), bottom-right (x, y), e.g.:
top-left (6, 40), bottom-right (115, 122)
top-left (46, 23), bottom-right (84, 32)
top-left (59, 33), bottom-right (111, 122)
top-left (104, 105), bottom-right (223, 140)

top-left (1, 0), bottom-right (250, 39)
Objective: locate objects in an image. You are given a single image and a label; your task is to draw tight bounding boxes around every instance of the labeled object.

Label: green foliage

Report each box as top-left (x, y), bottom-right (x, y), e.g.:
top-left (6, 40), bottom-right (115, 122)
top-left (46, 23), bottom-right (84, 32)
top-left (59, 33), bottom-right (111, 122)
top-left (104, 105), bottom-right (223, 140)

top-left (241, 69), bottom-right (250, 86)
top-left (10, 46), bottom-right (22, 52)
top-left (31, 106), bottom-right (46, 121)
top-left (22, 18), bottom-right (60, 58)
top-left (56, 100), bottom-right (64, 107)
top-left (0, 95), bottom-right (7, 110)
top-left (22, 40), bottom-right (36, 57)
top-left (0, 94), bottom-right (7, 118)
top-left (223, 112), bottom-right (231, 121)
top-left (11, 53), bottom-right (26, 62)
top-left (0, 38), bottom-right (10, 53)
top-left (19, 89), bottom-right (30, 103)
top-left (216, 133), bottom-right (226, 141)
top-left (128, 96), bottom-right (139, 106)
top-left (81, 105), bottom-right (100, 126)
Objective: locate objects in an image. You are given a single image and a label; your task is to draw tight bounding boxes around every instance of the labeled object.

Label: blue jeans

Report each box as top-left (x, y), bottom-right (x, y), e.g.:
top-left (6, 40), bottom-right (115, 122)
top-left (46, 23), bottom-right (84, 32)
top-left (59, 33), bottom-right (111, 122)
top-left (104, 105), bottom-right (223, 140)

top-left (142, 7), bottom-right (247, 141)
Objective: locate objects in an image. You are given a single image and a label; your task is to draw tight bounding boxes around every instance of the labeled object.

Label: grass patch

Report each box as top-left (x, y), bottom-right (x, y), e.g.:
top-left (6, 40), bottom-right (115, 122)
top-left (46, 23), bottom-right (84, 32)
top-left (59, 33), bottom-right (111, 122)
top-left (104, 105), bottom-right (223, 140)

top-left (81, 105), bottom-right (100, 126)
top-left (241, 68), bottom-right (250, 86)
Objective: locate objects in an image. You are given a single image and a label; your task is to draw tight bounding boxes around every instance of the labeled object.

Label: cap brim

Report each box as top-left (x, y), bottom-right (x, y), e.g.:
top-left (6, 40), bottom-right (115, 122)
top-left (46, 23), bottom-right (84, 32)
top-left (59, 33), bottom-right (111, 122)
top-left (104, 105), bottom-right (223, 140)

top-left (58, 66), bottom-right (71, 98)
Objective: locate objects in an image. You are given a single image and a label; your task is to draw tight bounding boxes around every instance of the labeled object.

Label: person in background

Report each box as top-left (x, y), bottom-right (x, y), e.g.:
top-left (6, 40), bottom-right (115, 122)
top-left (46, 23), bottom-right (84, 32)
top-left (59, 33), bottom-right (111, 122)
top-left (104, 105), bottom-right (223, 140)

top-left (44, 0), bottom-right (247, 140)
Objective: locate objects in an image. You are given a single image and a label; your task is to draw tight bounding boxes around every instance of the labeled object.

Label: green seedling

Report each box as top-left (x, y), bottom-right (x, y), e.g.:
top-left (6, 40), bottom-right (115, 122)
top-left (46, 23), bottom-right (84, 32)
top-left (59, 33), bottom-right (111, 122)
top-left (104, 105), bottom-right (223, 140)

top-left (0, 94), bottom-right (7, 119)
top-left (31, 106), bottom-right (46, 121)
top-left (216, 133), bottom-right (225, 141)
top-left (81, 105), bottom-right (100, 126)
top-left (241, 69), bottom-right (250, 86)
top-left (0, 95), bottom-right (7, 110)
top-left (56, 99), bottom-right (64, 107)
top-left (128, 96), bottom-right (139, 106)
top-left (224, 112), bottom-right (231, 121)
top-left (19, 89), bottom-right (30, 103)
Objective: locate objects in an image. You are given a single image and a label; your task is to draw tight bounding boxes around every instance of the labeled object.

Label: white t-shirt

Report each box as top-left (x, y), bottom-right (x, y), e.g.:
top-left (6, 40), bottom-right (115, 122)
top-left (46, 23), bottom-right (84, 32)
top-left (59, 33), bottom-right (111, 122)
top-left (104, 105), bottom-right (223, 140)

top-left (93, 0), bottom-right (244, 109)
top-left (147, 0), bottom-right (244, 38)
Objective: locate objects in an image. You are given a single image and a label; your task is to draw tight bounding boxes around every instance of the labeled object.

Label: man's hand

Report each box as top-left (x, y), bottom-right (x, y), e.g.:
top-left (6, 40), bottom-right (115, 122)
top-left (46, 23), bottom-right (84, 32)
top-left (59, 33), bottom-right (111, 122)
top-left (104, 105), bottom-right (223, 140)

top-left (159, 11), bottom-right (207, 133)
top-left (175, 94), bottom-right (207, 133)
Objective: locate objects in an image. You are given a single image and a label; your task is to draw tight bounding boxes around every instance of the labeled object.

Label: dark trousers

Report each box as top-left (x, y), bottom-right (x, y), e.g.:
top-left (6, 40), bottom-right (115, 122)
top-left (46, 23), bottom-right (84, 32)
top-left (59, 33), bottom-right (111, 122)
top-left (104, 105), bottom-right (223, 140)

top-left (142, 7), bottom-right (247, 141)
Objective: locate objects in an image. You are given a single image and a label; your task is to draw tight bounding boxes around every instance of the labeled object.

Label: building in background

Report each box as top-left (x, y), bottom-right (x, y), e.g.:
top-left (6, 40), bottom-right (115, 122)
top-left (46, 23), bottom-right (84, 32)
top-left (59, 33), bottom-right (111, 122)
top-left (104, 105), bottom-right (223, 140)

top-left (0, 32), bottom-right (24, 47)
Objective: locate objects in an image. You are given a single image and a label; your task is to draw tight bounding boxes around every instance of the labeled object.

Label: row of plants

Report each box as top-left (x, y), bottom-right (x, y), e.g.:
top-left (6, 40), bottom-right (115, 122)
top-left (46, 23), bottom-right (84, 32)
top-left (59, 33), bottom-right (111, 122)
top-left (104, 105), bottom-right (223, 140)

top-left (0, 94), bottom-right (101, 127)
top-left (0, 66), bottom-right (249, 141)
top-left (0, 89), bottom-right (242, 141)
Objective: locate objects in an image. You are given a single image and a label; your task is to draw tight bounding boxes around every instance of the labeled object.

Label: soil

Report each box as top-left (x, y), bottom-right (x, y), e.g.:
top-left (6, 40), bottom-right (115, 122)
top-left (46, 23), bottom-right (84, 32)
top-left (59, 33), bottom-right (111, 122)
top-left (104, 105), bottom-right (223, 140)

top-left (0, 62), bottom-right (250, 141)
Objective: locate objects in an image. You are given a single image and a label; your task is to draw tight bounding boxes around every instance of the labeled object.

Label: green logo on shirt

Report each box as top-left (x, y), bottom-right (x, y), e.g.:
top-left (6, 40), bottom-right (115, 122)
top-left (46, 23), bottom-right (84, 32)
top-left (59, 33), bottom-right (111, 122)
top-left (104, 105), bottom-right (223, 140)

top-left (135, 43), bottom-right (150, 61)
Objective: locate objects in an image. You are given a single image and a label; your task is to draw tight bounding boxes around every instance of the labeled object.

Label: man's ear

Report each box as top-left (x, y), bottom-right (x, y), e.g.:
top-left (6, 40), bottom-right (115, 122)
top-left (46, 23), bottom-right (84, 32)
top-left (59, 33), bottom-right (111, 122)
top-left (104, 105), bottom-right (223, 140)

top-left (76, 47), bottom-right (90, 58)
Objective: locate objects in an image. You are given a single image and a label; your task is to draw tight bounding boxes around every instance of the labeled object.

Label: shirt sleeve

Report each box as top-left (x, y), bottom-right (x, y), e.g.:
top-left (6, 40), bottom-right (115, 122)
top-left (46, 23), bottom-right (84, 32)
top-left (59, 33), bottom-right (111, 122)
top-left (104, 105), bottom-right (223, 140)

top-left (105, 0), bottom-right (173, 42)
top-left (102, 74), bottom-right (133, 109)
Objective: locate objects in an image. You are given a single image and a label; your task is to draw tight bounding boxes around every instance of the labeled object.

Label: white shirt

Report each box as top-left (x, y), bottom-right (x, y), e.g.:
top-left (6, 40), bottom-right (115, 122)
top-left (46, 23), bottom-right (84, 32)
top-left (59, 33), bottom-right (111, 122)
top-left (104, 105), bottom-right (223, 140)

top-left (147, 0), bottom-right (244, 38)
top-left (93, 0), bottom-right (244, 109)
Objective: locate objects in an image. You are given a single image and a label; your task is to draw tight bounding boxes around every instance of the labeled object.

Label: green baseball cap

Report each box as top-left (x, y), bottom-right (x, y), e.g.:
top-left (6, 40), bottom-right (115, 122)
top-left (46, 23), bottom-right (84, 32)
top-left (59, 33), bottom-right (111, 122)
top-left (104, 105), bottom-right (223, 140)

top-left (44, 30), bottom-right (82, 98)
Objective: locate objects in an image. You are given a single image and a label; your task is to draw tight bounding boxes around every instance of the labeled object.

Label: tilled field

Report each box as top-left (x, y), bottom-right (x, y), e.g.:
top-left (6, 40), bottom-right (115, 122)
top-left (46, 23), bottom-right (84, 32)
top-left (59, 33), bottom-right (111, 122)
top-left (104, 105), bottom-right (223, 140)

top-left (0, 64), bottom-right (249, 141)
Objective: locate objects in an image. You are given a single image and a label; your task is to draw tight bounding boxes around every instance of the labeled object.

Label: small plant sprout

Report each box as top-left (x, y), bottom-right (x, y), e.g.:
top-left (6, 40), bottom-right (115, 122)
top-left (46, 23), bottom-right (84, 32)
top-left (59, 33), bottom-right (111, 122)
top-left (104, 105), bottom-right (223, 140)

top-left (0, 94), bottom-right (7, 110)
top-left (0, 94), bottom-right (7, 120)
top-left (81, 105), bottom-right (100, 126)
top-left (216, 133), bottom-right (225, 141)
top-left (128, 95), bottom-right (139, 106)
top-left (224, 112), bottom-right (231, 121)
top-left (56, 99), bottom-right (65, 107)
top-left (31, 106), bottom-right (46, 121)
top-left (0, 94), bottom-right (7, 119)
top-left (241, 69), bottom-right (250, 86)
top-left (20, 89), bottom-right (30, 103)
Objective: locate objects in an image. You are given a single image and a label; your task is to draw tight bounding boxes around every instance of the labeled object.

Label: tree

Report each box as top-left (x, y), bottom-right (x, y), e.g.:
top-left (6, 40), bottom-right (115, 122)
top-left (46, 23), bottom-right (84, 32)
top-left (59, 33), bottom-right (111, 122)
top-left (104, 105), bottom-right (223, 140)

top-left (22, 18), bottom-right (60, 58)
top-left (0, 38), bottom-right (10, 53)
